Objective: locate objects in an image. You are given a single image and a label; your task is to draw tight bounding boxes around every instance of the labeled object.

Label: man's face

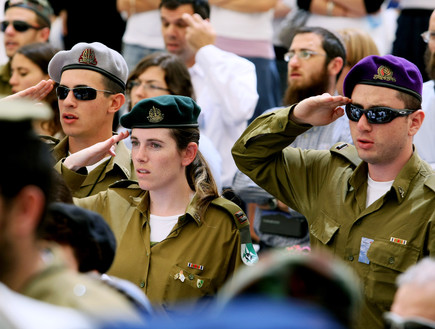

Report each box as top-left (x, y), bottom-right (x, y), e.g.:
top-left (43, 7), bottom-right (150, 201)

top-left (160, 5), bottom-right (196, 64)
top-left (3, 7), bottom-right (48, 58)
top-left (424, 11), bottom-right (435, 80)
top-left (58, 69), bottom-right (116, 141)
top-left (349, 84), bottom-right (416, 166)
top-left (283, 33), bottom-right (330, 104)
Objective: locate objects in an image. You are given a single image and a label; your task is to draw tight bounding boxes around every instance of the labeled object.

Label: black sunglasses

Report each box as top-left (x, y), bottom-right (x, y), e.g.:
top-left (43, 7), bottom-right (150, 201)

top-left (56, 86), bottom-right (115, 101)
top-left (0, 20), bottom-right (42, 32)
top-left (345, 103), bottom-right (417, 124)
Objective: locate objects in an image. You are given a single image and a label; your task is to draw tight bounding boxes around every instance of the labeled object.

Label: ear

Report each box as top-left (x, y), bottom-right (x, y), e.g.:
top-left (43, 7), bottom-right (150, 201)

top-left (327, 57), bottom-right (344, 77)
top-left (107, 93), bottom-right (126, 114)
top-left (409, 109), bottom-right (425, 137)
top-left (10, 186), bottom-right (46, 238)
top-left (181, 142), bottom-right (198, 167)
top-left (37, 27), bottom-right (50, 42)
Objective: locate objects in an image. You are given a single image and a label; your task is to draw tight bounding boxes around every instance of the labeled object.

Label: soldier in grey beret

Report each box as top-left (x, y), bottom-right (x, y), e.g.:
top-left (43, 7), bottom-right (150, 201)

top-left (47, 42), bottom-right (135, 198)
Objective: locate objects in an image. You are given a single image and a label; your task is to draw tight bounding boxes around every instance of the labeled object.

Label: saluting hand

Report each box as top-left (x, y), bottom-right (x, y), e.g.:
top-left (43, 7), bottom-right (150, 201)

top-left (3, 79), bottom-right (54, 102)
top-left (291, 93), bottom-right (351, 126)
top-left (64, 131), bottom-right (130, 172)
top-left (182, 13), bottom-right (216, 52)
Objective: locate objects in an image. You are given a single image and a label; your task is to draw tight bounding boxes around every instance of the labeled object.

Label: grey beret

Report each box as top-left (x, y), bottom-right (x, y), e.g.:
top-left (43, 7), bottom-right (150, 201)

top-left (48, 42), bottom-right (128, 90)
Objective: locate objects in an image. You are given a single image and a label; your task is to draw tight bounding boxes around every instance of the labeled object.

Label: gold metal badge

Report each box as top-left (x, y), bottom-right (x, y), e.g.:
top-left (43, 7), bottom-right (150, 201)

top-left (78, 48), bottom-right (98, 66)
top-left (373, 65), bottom-right (396, 82)
top-left (147, 106), bottom-right (164, 123)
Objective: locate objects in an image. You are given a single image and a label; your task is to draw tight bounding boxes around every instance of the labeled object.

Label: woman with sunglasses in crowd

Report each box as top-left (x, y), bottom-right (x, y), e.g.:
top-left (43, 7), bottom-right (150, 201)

top-left (116, 51), bottom-right (223, 191)
top-left (9, 42), bottom-right (64, 138)
top-left (59, 94), bottom-right (257, 315)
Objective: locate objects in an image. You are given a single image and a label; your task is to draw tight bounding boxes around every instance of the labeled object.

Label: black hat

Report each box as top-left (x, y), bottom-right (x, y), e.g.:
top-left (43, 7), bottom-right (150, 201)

top-left (120, 95), bottom-right (200, 129)
top-left (47, 202), bottom-right (117, 274)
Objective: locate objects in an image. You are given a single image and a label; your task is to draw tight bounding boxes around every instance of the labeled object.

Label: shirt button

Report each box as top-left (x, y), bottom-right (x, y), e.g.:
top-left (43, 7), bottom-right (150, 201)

top-left (348, 256), bottom-right (354, 261)
top-left (388, 257), bottom-right (395, 264)
top-left (139, 281), bottom-right (145, 288)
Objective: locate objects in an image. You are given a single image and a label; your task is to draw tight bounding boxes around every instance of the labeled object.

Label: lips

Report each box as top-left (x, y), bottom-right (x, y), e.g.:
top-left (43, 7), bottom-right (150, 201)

top-left (136, 168), bottom-right (150, 175)
top-left (357, 138), bottom-right (374, 150)
top-left (62, 113), bottom-right (78, 124)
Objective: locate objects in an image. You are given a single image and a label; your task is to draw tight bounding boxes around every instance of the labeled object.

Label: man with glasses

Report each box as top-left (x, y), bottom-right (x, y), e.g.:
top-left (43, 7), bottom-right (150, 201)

top-left (232, 54), bottom-right (433, 329)
top-left (385, 257), bottom-right (435, 329)
top-left (0, 0), bottom-right (52, 95)
top-left (413, 9), bottom-right (435, 168)
top-left (47, 42), bottom-right (135, 198)
top-left (232, 26), bottom-right (352, 253)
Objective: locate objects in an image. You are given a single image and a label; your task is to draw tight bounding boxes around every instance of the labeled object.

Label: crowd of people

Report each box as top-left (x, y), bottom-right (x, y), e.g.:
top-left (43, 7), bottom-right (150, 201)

top-left (0, 0), bottom-right (435, 329)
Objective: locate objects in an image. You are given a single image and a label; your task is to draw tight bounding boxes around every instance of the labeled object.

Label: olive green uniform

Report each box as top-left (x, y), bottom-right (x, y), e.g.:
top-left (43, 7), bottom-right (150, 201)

top-left (0, 62), bottom-right (12, 96)
top-left (232, 106), bottom-right (435, 329)
top-left (75, 182), bottom-right (256, 313)
top-left (51, 136), bottom-right (136, 198)
top-left (21, 245), bottom-right (141, 322)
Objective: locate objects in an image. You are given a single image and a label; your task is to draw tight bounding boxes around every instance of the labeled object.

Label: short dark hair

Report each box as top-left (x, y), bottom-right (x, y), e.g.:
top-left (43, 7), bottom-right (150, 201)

top-left (294, 26), bottom-right (347, 78)
top-left (159, 0), bottom-right (210, 19)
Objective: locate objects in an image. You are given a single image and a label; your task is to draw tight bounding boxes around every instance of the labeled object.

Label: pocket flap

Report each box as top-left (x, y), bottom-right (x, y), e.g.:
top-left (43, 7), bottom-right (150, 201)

top-left (367, 240), bottom-right (420, 272)
top-left (310, 211), bottom-right (340, 245)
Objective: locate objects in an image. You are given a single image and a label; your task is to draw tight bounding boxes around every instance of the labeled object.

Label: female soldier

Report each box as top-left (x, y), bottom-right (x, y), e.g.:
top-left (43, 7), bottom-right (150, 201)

top-left (61, 95), bottom-right (257, 313)
top-left (9, 42), bottom-right (63, 138)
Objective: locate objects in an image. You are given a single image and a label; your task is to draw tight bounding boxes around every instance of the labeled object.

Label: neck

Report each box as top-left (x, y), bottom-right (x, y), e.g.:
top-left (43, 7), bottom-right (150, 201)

top-left (68, 131), bottom-right (114, 154)
top-left (149, 181), bottom-right (194, 216)
top-left (368, 148), bottom-right (413, 182)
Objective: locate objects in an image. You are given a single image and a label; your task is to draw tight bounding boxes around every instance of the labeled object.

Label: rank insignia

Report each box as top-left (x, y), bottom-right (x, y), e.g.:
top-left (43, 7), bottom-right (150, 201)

top-left (390, 237), bottom-right (407, 245)
top-left (197, 279), bottom-right (204, 288)
top-left (147, 106), bottom-right (164, 123)
top-left (78, 48), bottom-right (97, 66)
top-left (174, 270), bottom-right (185, 282)
top-left (373, 65), bottom-right (396, 82)
top-left (235, 211), bottom-right (248, 225)
top-left (187, 262), bottom-right (204, 271)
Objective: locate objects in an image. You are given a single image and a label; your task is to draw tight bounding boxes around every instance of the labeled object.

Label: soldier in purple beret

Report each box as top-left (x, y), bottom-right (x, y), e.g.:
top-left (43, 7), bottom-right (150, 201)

top-left (232, 54), bottom-right (434, 329)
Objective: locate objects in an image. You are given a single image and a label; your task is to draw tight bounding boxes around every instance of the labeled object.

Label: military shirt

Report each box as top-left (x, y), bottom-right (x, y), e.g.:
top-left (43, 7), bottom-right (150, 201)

top-left (75, 183), bottom-right (254, 313)
top-left (0, 62), bottom-right (12, 96)
top-left (51, 136), bottom-right (136, 198)
top-left (232, 106), bottom-right (435, 329)
top-left (20, 246), bottom-right (141, 323)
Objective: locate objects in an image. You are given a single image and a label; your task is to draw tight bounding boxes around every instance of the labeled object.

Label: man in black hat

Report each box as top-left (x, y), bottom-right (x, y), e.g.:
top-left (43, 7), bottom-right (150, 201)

top-left (47, 41), bottom-right (135, 198)
top-left (0, 0), bottom-right (53, 95)
top-left (232, 54), bottom-right (434, 329)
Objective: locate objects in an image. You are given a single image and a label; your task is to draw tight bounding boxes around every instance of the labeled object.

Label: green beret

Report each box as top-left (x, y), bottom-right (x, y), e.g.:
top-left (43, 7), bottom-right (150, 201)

top-left (120, 95), bottom-right (200, 129)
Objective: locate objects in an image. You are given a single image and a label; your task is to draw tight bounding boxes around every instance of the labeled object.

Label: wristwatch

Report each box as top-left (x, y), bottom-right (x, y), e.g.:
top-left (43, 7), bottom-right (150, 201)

top-left (267, 198), bottom-right (278, 210)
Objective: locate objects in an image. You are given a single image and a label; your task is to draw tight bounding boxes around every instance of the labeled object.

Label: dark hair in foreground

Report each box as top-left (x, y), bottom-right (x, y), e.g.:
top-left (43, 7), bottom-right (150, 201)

top-left (159, 0), bottom-right (210, 19)
top-left (170, 127), bottom-right (218, 215)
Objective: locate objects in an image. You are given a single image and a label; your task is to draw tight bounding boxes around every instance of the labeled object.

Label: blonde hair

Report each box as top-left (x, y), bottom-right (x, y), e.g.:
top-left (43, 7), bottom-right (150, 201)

top-left (338, 28), bottom-right (380, 68)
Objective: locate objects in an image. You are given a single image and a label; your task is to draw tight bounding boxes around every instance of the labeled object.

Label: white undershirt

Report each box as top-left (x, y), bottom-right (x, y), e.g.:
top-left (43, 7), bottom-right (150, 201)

top-left (366, 175), bottom-right (394, 207)
top-left (149, 214), bottom-right (182, 243)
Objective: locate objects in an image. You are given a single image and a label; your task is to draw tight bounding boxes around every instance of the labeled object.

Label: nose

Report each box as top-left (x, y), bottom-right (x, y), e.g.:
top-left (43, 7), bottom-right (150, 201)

top-left (356, 112), bottom-right (372, 131)
top-left (134, 146), bottom-right (148, 163)
top-left (288, 55), bottom-right (300, 69)
top-left (60, 88), bottom-right (77, 106)
top-left (9, 72), bottom-right (18, 86)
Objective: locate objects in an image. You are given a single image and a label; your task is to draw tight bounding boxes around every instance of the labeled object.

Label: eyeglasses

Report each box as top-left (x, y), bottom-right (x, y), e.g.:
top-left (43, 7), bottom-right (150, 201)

top-left (0, 20), bottom-right (42, 32)
top-left (421, 31), bottom-right (435, 43)
top-left (384, 312), bottom-right (435, 329)
top-left (128, 80), bottom-right (171, 93)
top-left (56, 86), bottom-right (115, 101)
top-left (284, 50), bottom-right (326, 62)
top-left (345, 103), bottom-right (417, 124)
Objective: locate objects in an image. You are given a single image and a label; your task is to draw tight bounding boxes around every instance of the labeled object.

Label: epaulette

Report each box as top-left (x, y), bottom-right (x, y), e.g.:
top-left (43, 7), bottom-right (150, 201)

top-left (330, 142), bottom-right (362, 167)
top-left (211, 197), bottom-right (258, 266)
top-left (424, 174), bottom-right (435, 193)
top-left (109, 179), bottom-right (145, 200)
top-left (39, 134), bottom-right (60, 146)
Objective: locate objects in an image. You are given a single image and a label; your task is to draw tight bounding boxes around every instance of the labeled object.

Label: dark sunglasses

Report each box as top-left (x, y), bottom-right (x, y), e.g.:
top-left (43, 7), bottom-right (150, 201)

top-left (56, 86), bottom-right (115, 101)
top-left (345, 103), bottom-right (417, 124)
top-left (0, 20), bottom-right (42, 32)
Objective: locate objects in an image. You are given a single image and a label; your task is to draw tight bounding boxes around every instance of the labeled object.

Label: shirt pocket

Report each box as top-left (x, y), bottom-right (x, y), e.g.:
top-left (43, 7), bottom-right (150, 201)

top-left (162, 264), bottom-right (214, 309)
top-left (310, 211), bottom-right (340, 245)
top-left (365, 240), bottom-right (420, 306)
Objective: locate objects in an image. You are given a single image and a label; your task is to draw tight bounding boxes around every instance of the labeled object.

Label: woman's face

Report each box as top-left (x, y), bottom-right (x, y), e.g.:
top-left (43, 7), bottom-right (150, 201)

top-left (130, 66), bottom-right (171, 107)
top-left (9, 53), bottom-right (48, 93)
top-left (131, 128), bottom-right (187, 192)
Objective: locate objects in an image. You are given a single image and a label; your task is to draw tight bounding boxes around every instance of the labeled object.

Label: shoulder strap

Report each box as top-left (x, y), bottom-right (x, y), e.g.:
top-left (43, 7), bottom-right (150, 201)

top-left (330, 142), bottom-right (362, 167)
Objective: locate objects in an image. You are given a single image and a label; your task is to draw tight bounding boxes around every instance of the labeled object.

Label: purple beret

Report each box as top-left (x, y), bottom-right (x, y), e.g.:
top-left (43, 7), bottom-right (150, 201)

top-left (343, 55), bottom-right (422, 102)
